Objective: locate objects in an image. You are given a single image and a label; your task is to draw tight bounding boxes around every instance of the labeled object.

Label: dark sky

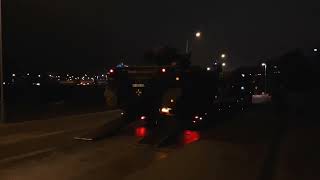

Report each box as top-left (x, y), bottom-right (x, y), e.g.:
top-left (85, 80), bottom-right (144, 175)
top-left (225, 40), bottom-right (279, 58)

top-left (3, 0), bottom-right (320, 72)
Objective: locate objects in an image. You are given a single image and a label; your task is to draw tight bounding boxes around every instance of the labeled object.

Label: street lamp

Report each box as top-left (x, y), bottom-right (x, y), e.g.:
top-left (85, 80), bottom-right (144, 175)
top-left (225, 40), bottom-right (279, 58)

top-left (195, 32), bottom-right (201, 38)
top-left (0, 0), bottom-right (4, 123)
top-left (221, 53), bottom-right (226, 59)
top-left (222, 62), bottom-right (226, 67)
top-left (186, 31), bottom-right (201, 54)
top-left (261, 63), bottom-right (267, 93)
top-left (314, 48), bottom-right (318, 52)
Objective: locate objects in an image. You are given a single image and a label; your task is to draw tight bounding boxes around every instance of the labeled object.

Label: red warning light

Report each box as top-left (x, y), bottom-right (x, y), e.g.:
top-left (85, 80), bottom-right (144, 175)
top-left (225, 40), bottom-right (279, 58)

top-left (135, 127), bottom-right (147, 137)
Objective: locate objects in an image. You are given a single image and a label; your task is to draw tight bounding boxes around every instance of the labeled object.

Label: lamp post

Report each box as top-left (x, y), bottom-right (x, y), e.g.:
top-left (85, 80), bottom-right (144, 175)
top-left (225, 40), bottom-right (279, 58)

top-left (261, 63), bottom-right (267, 94)
top-left (0, 0), bottom-right (4, 123)
top-left (185, 31), bottom-right (201, 54)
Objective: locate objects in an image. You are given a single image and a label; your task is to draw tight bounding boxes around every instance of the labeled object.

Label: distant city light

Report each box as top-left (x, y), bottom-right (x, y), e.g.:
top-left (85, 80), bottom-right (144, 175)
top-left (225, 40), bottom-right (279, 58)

top-left (241, 74), bottom-right (245, 77)
top-left (2, 82), bottom-right (5, 85)
top-left (175, 77), bottom-right (180, 81)
top-left (214, 62), bottom-right (218, 65)
top-left (38, 74), bottom-right (41, 78)
top-left (12, 74), bottom-right (16, 77)
top-left (222, 62), bottom-right (226, 67)
top-left (274, 66), bottom-right (278, 69)
top-left (27, 73), bottom-right (30, 76)
top-left (35, 83), bottom-right (41, 86)
top-left (206, 67), bottom-right (211, 71)
top-left (221, 54), bottom-right (226, 58)
top-left (161, 68), bottom-right (166, 73)
top-left (170, 99), bottom-right (174, 103)
top-left (109, 69), bottom-right (114, 73)
top-left (241, 86), bottom-right (245, 90)
top-left (314, 48), bottom-right (318, 52)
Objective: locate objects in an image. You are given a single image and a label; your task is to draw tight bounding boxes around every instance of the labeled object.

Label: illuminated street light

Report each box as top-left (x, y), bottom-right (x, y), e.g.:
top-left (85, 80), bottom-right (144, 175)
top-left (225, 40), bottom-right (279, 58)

top-left (222, 62), bottom-right (226, 67)
top-left (261, 63), bottom-right (267, 93)
top-left (206, 67), bottom-right (211, 71)
top-left (195, 32), bottom-right (201, 38)
top-left (314, 48), bottom-right (318, 52)
top-left (175, 77), bottom-right (180, 81)
top-left (221, 54), bottom-right (226, 59)
top-left (186, 31), bottom-right (202, 53)
top-left (12, 74), bottom-right (16, 77)
top-left (241, 74), bottom-right (245, 77)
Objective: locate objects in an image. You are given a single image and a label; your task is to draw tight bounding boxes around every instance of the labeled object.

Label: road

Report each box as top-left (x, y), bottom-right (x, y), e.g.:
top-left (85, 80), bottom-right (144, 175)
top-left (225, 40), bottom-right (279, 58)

top-left (0, 105), bottom-right (319, 180)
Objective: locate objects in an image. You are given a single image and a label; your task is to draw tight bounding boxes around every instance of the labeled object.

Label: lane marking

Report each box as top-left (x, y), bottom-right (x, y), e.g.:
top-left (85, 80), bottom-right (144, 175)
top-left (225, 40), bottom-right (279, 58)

top-left (73, 137), bottom-right (94, 141)
top-left (0, 147), bottom-right (56, 164)
top-left (0, 130), bottom-right (67, 145)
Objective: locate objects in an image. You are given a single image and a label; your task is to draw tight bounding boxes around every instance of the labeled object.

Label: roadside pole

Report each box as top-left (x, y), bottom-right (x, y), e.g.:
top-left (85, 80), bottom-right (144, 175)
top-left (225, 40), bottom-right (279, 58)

top-left (0, 0), bottom-right (5, 123)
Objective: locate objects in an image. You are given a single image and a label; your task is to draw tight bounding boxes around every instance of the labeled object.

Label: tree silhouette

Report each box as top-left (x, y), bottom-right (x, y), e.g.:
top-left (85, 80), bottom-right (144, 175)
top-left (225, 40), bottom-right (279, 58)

top-left (143, 46), bottom-right (190, 68)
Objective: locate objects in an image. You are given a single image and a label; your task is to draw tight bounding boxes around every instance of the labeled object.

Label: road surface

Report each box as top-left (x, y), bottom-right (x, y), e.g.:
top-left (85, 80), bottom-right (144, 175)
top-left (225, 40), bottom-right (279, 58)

top-left (0, 106), bottom-right (319, 180)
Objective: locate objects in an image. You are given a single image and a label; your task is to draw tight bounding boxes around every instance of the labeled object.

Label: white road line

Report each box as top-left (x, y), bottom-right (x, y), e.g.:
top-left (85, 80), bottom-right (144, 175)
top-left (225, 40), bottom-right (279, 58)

top-left (73, 137), bottom-right (94, 141)
top-left (0, 147), bottom-right (56, 164)
top-left (0, 130), bottom-right (68, 145)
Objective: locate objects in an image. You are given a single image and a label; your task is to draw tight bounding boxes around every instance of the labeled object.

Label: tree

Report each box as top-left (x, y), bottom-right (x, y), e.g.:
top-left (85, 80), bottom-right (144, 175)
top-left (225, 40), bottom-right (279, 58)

top-left (143, 46), bottom-right (190, 68)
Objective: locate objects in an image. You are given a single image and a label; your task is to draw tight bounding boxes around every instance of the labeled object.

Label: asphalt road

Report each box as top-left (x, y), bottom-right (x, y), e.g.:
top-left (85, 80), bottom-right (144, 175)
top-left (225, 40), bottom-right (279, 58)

top-left (0, 105), bottom-right (319, 180)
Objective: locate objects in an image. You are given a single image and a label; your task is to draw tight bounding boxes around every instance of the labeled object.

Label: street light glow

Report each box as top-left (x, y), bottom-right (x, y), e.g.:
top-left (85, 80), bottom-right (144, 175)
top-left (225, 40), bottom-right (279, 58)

top-left (222, 62), bottom-right (226, 67)
top-left (195, 32), bottom-right (201, 38)
top-left (221, 54), bottom-right (226, 58)
top-left (12, 74), bottom-right (16, 77)
top-left (261, 63), bottom-right (267, 67)
top-left (206, 67), bottom-right (211, 71)
top-left (314, 48), bottom-right (318, 52)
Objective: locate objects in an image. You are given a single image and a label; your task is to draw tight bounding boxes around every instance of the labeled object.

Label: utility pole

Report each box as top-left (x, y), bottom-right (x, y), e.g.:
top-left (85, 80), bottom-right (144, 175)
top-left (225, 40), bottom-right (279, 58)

top-left (0, 0), bottom-right (5, 123)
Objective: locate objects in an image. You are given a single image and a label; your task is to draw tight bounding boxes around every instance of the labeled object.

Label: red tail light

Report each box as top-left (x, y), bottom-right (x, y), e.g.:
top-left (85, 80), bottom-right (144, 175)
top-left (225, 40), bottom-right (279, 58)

top-left (183, 130), bottom-right (200, 144)
top-left (135, 127), bottom-right (147, 137)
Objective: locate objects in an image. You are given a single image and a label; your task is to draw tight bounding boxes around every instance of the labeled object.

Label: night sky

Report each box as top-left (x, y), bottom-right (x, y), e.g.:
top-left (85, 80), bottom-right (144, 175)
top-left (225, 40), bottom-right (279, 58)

top-left (3, 0), bottom-right (320, 72)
